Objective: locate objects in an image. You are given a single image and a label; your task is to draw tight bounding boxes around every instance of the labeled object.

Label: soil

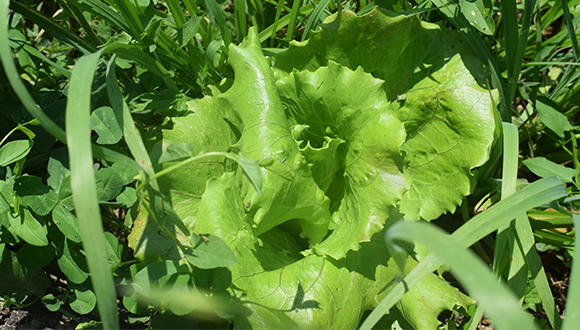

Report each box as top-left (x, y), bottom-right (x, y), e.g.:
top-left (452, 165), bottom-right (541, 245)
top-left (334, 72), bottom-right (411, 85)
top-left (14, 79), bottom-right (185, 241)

top-left (0, 300), bottom-right (77, 330)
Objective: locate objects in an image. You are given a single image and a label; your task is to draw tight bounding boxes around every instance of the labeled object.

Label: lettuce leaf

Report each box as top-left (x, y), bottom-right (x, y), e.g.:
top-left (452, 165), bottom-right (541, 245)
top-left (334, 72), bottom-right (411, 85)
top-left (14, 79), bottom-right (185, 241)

top-left (129, 9), bottom-right (495, 328)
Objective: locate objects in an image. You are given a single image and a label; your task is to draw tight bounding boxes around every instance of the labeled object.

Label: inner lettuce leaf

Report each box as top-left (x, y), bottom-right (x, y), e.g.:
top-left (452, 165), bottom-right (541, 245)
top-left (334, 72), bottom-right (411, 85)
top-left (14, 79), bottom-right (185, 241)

top-left (128, 9), bottom-right (495, 328)
top-left (273, 9), bottom-right (497, 220)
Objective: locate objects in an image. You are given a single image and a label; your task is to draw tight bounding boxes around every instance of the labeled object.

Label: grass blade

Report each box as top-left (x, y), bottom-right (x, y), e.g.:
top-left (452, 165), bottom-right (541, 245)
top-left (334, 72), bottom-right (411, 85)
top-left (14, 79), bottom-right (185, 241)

top-left (206, 0), bottom-right (232, 48)
top-left (165, 0), bottom-right (187, 27)
top-left (360, 176), bottom-right (567, 330)
top-left (301, 0), bottom-right (332, 41)
top-left (386, 221), bottom-right (538, 330)
top-left (0, 0), bottom-right (66, 143)
top-left (560, 0), bottom-right (579, 60)
top-left (562, 214), bottom-right (580, 329)
top-left (283, 0), bottom-right (302, 42)
top-left (67, 0), bottom-right (131, 36)
top-left (110, 0), bottom-right (144, 38)
top-left (493, 123), bottom-right (527, 299)
top-left (233, 0), bottom-right (247, 41)
top-left (65, 49), bottom-right (119, 329)
top-left (9, 0), bottom-right (96, 54)
top-left (506, 0), bottom-right (536, 107)
top-left (60, 0), bottom-right (102, 47)
top-left (269, 0), bottom-right (285, 47)
top-left (102, 43), bottom-right (177, 91)
top-left (105, 55), bottom-right (159, 190)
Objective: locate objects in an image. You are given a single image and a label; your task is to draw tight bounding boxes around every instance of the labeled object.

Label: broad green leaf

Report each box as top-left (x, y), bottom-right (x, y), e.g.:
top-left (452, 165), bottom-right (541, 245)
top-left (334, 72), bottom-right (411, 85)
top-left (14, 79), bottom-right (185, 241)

top-left (52, 204), bottom-right (81, 242)
top-left (220, 30), bottom-right (331, 245)
top-left (69, 282), bottom-right (97, 315)
top-left (158, 142), bottom-right (195, 164)
top-left (103, 232), bottom-right (121, 270)
top-left (14, 176), bottom-right (58, 216)
top-left (0, 248), bottom-right (50, 301)
top-left (116, 187), bottom-right (137, 208)
top-left (228, 152), bottom-right (262, 194)
top-left (95, 168), bottom-right (124, 201)
top-left (536, 96), bottom-right (572, 138)
top-left (47, 148), bottom-right (70, 194)
top-left (16, 243), bottom-right (55, 269)
top-left (42, 293), bottom-right (65, 312)
top-left (274, 10), bottom-right (496, 221)
top-left (177, 16), bottom-right (201, 49)
top-left (90, 106), bottom-right (123, 145)
top-left (185, 234), bottom-right (237, 269)
top-left (55, 235), bottom-right (90, 284)
top-left (8, 207), bottom-right (49, 246)
top-left (110, 163), bottom-right (139, 185)
top-left (131, 261), bottom-right (194, 311)
top-left (459, 0), bottom-right (495, 35)
top-left (523, 157), bottom-right (577, 183)
top-left (57, 176), bottom-right (74, 211)
top-left (0, 139), bottom-right (32, 166)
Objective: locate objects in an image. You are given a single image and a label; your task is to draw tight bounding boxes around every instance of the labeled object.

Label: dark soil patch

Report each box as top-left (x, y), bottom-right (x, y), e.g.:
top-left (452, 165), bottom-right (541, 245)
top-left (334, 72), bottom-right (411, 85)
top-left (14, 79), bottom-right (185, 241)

top-left (0, 300), bottom-right (77, 330)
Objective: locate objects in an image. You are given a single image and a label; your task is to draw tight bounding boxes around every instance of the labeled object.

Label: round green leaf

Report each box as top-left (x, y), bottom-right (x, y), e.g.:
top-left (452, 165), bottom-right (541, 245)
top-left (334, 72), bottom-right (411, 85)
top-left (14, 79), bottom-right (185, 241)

top-left (95, 168), bottom-right (123, 201)
top-left (42, 293), bottom-right (64, 312)
top-left (90, 106), bottom-right (122, 145)
top-left (69, 283), bottom-right (97, 315)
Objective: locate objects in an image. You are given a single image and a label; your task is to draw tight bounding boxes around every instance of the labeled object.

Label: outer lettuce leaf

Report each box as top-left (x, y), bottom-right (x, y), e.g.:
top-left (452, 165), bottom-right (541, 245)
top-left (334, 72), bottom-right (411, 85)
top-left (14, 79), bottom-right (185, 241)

top-left (273, 10), bottom-right (496, 220)
top-left (132, 171), bottom-right (471, 329)
top-left (218, 35), bottom-right (332, 245)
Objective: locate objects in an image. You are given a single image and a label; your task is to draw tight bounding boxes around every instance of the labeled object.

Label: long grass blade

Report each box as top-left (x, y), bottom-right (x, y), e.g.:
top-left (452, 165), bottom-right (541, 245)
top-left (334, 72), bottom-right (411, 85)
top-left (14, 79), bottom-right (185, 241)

top-left (102, 43), bottom-right (177, 91)
top-left (507, 0), bottom-right (536, 107)
top-left (110, 0), bottom-right (144, 38)
top-left (259, 3), bottom-right (314, 43)
top-left (233, 0), bottom-right (247, 41)
top-left (385, 221), bottom-right (538, 330)
top-left (563, 214), bottom-right (580, 329)
top-left (270, 0), bottom-right (286, 47)
top-left (360, 176), bottom-right (567, 329)
top-left (67, 0), bottom-right (131, 36)
top-left (65, 49), bottom-right (119, 330)
top-left (206, 0), bottom-right (232, 48)
top-left (284, 0), bottom-right (302, 42)
top-left (165, 0), bottom-right (187, 27)
top-left (9, 0), bottom-right (96, 54)
top-left (560, 0), bottom-right (579, 60)
top-left (105, 56), bottom-right (159, 190)
top-left (301, 0), bottom-right (332, 41)
top-left (0, 1), bottom-right (66, 143)
top-left (60, 0), bottom-right (102, 47)
top-left (493, 123), bottom-right (527, 300)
